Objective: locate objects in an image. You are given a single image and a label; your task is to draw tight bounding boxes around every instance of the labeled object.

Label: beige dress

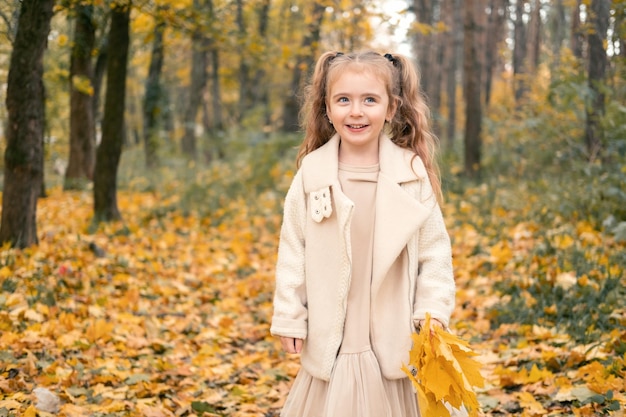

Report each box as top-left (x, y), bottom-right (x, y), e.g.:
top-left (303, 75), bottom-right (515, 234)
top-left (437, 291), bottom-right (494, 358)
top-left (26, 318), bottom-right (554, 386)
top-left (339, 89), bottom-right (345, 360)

top-left (280, 162), bottom-right (420, 417)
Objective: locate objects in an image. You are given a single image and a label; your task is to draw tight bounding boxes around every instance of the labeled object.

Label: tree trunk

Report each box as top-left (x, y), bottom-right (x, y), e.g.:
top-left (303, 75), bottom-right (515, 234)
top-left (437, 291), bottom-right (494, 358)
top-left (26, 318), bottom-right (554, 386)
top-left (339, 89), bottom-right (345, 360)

top-left (65, 4), bottom-right (96, 190)
top-left (413, 0), bottom-right (436, 103)
top-left (585, 0), bottom-right (610, 160)
top-left (92, 14), bottom-right (110, 134)
top-left (181, 0), bottom-right (208, 158)
top-left (443, 0), bottom-right (462, 148)
top-left (0, 0), bottom-right (54, 248)
top-left (93, 2), bottom-right (131, 223)
top-left (236, 0), bottom-right (251, 121)
top-left (549, 0), bottom-right (566, 75)
top-left (142, 10), bottom-right (166, 169)
top-left (570, 0), bottom-right (584, 60)
top-left (526, 0), bottom-right (542, 73)
top-left (484, 0), bottom-right (507, 106)
top-left (251, 0), bottom-right (272, 128)
top-left (513, 0), bottom-right (528, 101)
top-left (210, 47), bottom-right (223, 132)
top-left (441, 0), bottom-right (454, 146)
top-left (611, 3), bottom-right (625, 60)
top-left (92, 38), bottom-right (108, 131)
top-left (475, 0), bottom-right (488, 106)
top-left (463, 0), bottom-right (483, 178)
top-left (281, 1), bottom-right (325, 132)
top-left (431, 5), bottom-right (445, 135)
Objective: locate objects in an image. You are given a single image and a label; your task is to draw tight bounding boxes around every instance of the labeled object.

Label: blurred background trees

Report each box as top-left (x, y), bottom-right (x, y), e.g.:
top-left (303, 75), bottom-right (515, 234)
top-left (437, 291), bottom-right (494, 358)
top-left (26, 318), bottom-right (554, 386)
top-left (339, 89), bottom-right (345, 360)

top-left (0, 0), bottom-right (625, 247)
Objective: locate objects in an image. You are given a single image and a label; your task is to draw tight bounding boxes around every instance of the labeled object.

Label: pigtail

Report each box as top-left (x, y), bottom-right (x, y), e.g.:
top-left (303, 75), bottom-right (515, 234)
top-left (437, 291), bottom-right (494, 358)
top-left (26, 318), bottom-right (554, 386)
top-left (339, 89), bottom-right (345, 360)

top-left (387, 54), bottom-right (442, 203)
top-left (296, 52), bottom-right (342, 167)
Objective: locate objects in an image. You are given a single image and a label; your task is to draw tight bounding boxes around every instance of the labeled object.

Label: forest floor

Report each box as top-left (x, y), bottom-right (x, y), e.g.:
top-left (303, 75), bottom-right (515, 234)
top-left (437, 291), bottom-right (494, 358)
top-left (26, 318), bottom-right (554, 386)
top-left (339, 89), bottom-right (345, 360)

top-left (0, 185), bottom-right (624, 417)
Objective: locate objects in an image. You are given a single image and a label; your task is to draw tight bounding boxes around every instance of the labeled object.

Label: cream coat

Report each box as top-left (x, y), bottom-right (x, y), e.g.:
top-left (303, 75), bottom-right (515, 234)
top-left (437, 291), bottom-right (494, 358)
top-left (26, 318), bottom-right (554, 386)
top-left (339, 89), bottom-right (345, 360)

top-left (270, 133), bottom-right (455, 381)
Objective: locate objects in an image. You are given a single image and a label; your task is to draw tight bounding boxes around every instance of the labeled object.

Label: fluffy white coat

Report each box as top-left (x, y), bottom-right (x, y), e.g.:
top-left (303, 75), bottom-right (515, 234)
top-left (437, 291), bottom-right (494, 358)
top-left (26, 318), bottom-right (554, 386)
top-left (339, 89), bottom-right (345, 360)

top-left (271, 133), bottom-right (456, 381)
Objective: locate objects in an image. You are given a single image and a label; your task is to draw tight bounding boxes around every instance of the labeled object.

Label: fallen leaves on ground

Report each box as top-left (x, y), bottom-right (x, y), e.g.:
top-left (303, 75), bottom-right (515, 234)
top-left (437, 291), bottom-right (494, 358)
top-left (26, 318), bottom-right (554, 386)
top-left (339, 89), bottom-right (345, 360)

top-left (0, 189), bottom-right (292, 416)
top-left (0, 185), bottom-right (624, 416)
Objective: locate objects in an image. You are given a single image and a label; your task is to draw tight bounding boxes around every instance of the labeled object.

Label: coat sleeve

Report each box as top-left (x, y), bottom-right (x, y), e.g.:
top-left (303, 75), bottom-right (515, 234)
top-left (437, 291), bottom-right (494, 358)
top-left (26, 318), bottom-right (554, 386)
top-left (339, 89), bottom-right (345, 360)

top-left (270, 170), bottom-right (309, 339)
top-left (412, 179), bottom-right (456, 328)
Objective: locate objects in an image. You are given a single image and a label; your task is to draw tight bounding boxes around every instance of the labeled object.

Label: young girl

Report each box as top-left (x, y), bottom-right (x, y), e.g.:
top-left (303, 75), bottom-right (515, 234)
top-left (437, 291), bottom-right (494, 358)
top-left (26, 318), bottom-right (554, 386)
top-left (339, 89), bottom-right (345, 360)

top-left (271, 51), bottom-right (456, 417)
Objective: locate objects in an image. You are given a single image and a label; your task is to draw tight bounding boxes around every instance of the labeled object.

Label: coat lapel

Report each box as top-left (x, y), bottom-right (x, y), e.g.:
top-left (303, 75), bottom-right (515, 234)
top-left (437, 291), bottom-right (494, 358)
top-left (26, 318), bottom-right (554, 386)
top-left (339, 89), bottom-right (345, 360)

top-left (371, 135), bottom-right (431, 295)
top-left (301, 134), bottom-right (340, 193)
top-left (299, 133), bottom-right (433, 296)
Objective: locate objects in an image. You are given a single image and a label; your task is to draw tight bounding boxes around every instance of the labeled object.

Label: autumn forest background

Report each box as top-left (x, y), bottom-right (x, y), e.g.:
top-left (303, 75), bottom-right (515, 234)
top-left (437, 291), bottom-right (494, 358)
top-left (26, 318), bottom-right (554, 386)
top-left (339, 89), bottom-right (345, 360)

top-left (0, 0), bottom-right (625, 416)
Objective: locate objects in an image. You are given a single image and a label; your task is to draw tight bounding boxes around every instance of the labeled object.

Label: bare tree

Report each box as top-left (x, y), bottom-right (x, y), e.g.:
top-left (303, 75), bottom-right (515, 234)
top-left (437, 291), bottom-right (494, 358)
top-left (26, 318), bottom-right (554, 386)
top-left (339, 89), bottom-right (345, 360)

top-left (0, 0), bottom-right (54, 248)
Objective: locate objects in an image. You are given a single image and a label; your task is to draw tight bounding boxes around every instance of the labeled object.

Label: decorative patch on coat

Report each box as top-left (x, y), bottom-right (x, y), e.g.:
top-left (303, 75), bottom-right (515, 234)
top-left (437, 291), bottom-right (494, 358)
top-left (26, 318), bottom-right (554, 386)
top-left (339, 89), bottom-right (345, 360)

top-left (310, 187), bottom-right (332, 222)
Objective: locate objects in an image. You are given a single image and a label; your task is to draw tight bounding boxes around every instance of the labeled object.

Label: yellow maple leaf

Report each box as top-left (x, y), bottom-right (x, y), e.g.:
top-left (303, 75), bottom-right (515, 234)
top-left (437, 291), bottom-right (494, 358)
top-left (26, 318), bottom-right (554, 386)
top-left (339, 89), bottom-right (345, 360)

top-left (23, 405), bottom-right (37, 417)
top-left (403, 314), bottom-right (485, 417)
top-left (517, 391), bottom-right (546, 415)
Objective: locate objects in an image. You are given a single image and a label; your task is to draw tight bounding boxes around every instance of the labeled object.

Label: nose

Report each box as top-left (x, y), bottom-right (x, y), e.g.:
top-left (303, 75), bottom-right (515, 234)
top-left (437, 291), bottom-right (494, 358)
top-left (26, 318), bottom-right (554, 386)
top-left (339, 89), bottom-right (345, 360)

top-left (350, 103), bottom-right (363, 116)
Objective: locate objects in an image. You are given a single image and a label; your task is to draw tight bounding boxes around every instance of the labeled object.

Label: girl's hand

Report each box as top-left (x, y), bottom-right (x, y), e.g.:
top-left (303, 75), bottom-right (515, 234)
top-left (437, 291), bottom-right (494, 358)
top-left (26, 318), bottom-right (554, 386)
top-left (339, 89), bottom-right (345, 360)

top-left (417, 318), bottom-right (444, 333)
top-left (280, 337), bottom-right (303, 354)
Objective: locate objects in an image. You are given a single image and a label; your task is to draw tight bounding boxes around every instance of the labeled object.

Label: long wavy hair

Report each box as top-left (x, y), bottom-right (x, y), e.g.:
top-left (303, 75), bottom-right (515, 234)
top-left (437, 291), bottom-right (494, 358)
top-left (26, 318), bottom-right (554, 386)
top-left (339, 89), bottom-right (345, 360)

top-left (296, 50), bottom-right (442, 202)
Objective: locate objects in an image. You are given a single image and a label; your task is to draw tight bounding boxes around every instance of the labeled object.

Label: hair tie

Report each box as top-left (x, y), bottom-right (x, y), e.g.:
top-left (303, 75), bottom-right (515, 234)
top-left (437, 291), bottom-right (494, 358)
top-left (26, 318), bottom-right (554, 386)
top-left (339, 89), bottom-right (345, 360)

top-left (384, 53), bottom-right (397, 66)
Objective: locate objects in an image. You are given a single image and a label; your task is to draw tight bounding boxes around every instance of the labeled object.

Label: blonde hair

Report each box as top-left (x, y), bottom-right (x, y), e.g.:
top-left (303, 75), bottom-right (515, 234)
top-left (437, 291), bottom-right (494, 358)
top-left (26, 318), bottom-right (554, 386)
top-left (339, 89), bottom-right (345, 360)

top-left (297, 50), bottom-right (442, 202)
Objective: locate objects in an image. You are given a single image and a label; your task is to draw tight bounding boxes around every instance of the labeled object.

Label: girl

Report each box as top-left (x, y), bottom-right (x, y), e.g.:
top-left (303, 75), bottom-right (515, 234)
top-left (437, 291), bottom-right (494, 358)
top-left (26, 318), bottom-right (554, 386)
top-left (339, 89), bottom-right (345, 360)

top-left (271, 51), bottom-right (456, 417)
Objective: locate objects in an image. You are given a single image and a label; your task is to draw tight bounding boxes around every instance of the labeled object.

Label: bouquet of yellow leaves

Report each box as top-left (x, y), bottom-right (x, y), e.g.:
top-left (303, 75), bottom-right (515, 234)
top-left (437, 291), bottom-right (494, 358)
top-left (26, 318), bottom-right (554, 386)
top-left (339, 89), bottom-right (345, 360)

top-left (402, 314), bottom-right (485, 417)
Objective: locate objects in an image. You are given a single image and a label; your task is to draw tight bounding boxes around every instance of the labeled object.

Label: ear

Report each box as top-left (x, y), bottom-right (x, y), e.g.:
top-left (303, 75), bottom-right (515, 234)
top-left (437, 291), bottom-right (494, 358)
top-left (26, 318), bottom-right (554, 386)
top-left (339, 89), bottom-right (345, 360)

top-left (386, 100), bottom-right (397, 122)
top-left (326, 104), bottom-right (335, 125)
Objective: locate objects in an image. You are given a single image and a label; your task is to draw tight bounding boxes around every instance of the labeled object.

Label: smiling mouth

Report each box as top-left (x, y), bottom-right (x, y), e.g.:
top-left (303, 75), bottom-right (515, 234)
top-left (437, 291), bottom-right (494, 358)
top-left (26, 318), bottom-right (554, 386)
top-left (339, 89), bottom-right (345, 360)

top-left (347, 124), bottom-right (367, 129)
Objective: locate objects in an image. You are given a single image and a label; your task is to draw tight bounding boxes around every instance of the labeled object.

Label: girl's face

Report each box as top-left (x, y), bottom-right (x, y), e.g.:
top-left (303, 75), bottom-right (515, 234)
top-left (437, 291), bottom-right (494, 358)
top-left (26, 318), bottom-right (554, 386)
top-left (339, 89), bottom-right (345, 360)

top-left (326, 68), bottom-right (393, 159)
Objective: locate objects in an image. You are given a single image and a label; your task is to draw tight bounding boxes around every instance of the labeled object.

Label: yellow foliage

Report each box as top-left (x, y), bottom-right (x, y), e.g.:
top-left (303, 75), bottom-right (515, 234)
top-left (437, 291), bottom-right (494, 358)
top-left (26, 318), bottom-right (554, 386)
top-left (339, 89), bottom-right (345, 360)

top-left (57, 34), bottom-right (68, 47)
top-left (489, 241), bottom-right (512, 266)
top-left (84, 319), bottom-right (114, 344)
top-left (0, 266), bottom-right (11, 278)
top-left (71, 75), bottom-right (94, 96)
top-left (517, 391), bottom-right (546, 416)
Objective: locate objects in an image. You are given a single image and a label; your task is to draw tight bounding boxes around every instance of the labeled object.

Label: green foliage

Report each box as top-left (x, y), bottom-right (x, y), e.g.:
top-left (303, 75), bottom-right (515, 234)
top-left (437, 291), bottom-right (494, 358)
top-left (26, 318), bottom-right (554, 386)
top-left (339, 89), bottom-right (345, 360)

top-left (114, 130), bottom-right (300, 223)
top-left (489, 261), bottom-right (624, 344)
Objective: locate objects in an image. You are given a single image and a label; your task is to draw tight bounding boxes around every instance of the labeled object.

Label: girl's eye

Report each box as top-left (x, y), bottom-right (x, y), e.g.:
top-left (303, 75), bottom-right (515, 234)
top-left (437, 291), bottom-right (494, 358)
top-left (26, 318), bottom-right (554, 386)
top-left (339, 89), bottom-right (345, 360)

top-left (365, 97), bottom-right (376, 103)
top-left (338, 97), bottom-right (349, 103)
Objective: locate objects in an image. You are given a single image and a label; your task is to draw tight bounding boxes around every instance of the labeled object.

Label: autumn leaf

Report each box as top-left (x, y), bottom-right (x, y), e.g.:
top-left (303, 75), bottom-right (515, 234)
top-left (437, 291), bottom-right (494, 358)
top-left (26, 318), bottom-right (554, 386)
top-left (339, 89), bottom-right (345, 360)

top-left (403, 314), bottom-right (485, 417)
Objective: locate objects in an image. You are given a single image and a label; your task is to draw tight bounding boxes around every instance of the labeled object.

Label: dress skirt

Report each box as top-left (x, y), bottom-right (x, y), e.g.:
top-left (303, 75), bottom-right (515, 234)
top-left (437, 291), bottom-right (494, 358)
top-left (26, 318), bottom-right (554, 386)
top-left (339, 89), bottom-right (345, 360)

top-left (279, 163), bottom-right (421, 417)
top-left (280, 349), bottom-right (420, 417)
